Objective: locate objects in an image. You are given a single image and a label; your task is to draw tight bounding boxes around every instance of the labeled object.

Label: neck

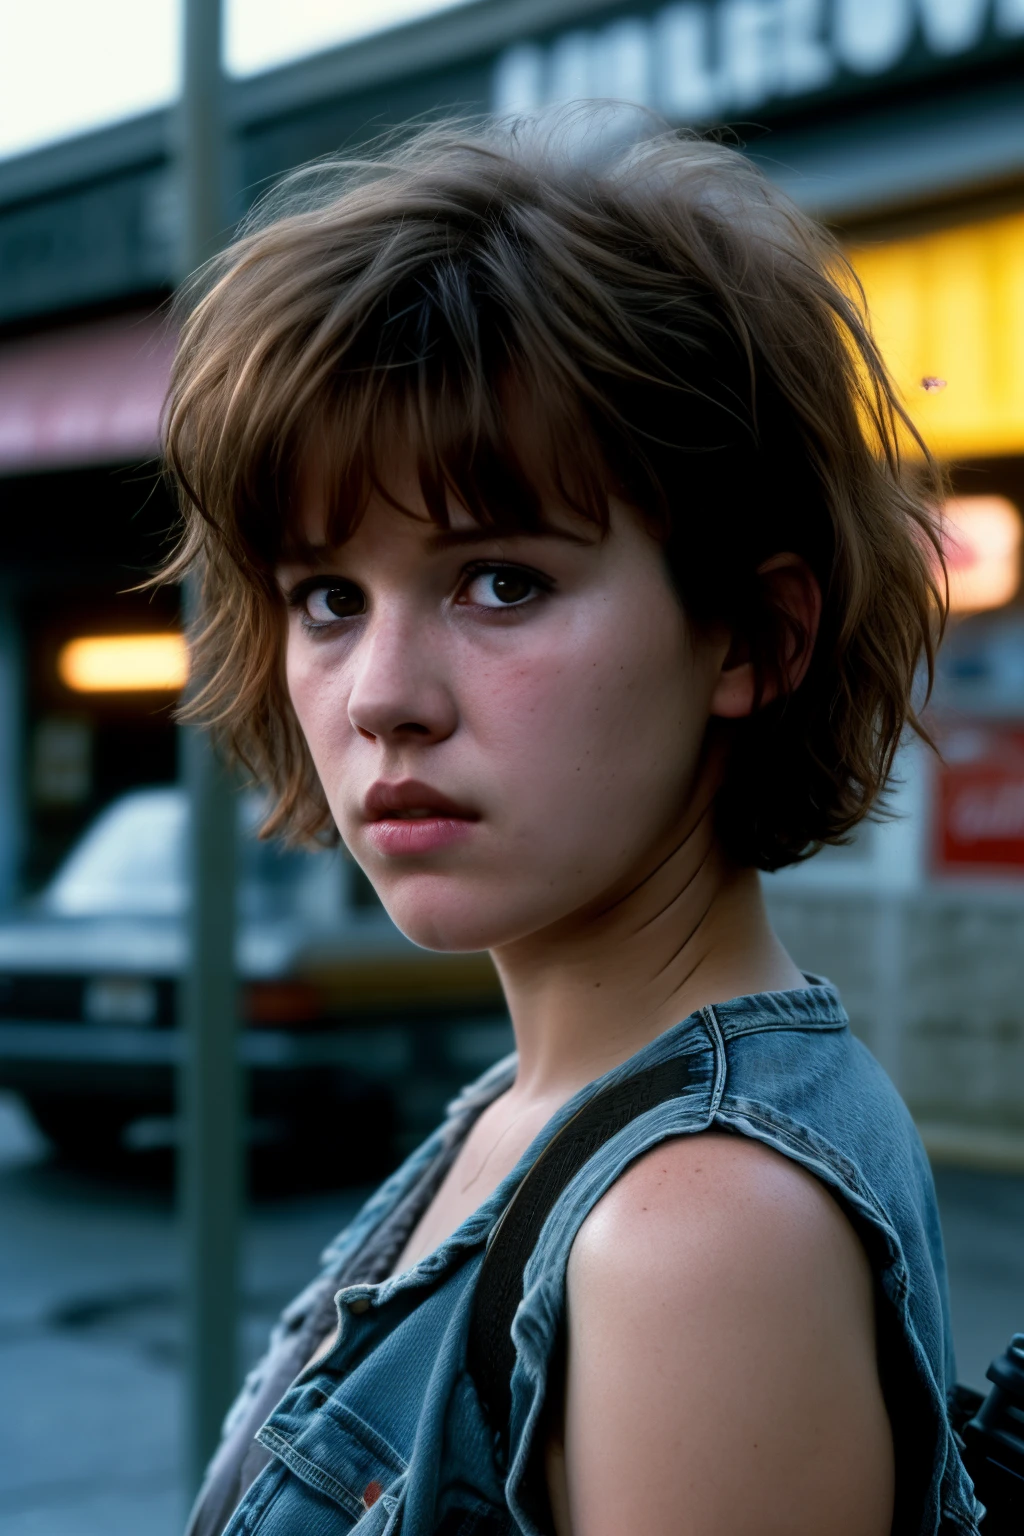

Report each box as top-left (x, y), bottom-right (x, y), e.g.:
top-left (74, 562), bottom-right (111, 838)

top-left (489, 808), bottom-right (803, 1103)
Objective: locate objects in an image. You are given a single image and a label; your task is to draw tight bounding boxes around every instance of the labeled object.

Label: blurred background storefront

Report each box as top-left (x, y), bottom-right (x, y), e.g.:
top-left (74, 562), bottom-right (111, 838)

top-left (2, 0), bottom-right (1024, 1152)
top-left (1, 4), bottom-right (1023, 1533)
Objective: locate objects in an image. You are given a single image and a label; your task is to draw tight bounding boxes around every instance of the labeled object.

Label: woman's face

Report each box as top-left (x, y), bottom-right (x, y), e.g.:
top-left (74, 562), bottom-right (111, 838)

top-left (278, 483), bottom-right (731, 953)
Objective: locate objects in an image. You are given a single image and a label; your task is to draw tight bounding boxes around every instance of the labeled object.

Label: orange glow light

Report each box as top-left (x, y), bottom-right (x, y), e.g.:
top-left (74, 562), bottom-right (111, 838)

top-left (941, 497), bottom-right (1022, 615)
top-left (58, 633), bottom-right (188, 693)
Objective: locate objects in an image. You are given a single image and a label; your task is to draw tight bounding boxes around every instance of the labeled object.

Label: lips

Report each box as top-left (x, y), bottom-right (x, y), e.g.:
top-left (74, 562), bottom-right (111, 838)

top-left (363, 779), bottom-right (478, 824)
top-left (361, 780), bottom-right (479, 856)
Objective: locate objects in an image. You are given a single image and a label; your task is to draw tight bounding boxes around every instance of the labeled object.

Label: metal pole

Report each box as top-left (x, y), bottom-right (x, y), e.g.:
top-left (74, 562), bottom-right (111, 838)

top-left (181, 0), bottom-right (228, 271)
top-left (177, 0), bottom-right (242, 1501)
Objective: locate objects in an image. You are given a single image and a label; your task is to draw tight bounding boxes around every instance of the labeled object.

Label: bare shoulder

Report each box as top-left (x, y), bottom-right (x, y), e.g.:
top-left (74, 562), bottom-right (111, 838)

top-left (571, 1129), bottom-right (866, 1292)
top-left (555, 1133), bottom-right (894, 1536)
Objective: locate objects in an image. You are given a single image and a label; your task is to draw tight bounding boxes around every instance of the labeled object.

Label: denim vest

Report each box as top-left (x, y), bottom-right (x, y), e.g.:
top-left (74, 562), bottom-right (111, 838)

top-left (220, 980), bottom-right (981, 1536)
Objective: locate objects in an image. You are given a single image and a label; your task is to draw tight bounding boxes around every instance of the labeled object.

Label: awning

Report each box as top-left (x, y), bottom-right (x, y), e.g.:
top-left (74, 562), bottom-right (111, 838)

top-left (0, 312), bottom-right (175, 475)
top-left (4, 215), bottom-right (1024, 474)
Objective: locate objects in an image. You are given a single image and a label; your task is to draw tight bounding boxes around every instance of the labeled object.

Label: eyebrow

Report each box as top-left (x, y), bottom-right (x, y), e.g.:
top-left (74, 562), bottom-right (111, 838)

top-left (426, 524), bottom-right (593, 551)
top-left (279, 524), bottom-right (594, 563)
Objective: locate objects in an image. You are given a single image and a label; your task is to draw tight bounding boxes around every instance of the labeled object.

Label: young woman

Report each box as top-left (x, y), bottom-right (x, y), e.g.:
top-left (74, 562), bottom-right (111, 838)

top-left (165, 118), bottom-right (979, 1536)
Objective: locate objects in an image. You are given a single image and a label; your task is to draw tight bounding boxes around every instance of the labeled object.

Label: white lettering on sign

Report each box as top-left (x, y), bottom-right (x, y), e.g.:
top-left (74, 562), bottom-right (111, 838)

top-left (653, 6), bottom-right (719, 118)
top-left (950, 781), bottom-right (1024, 842)
top-left (919, 0), bottom-right (990, 55)
top-left (549, 31), bottom-right (592, 102)
top-left (834, 0), bottom-right (914, 75)
top-left (595, 19), bottom-right (652, 100)
top-left (720, 0), bottom-right (778, 109)
top-left (779, 0), bottom-right (834, 94)
top-left (493, 0), bottom-right (1024, 119)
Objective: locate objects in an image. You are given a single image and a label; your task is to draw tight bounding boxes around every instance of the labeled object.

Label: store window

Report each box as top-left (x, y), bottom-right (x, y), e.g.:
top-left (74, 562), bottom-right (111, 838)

top-left (850, 211), bottom-right (1024, 879)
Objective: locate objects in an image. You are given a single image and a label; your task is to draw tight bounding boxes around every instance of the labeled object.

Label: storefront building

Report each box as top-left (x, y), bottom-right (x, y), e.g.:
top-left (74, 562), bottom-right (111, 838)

top-left (0, 0), bottom-right (1022, 943)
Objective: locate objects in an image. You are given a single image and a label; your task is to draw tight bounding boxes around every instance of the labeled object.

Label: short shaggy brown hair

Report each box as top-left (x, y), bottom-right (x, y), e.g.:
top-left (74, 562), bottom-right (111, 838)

top-left (162, 112), bottom-right (945, 871)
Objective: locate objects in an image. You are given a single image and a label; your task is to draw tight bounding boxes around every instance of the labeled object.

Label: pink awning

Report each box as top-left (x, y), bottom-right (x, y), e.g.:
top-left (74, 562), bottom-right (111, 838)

top-left (0, 312), bottom-right (176, 474)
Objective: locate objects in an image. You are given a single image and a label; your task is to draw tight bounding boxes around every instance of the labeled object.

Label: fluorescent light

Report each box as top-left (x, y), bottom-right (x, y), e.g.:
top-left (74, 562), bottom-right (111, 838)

top-left (942, 497), bottom-right (1023, 615)
top-left (58, 634), bottom-right (188, 693)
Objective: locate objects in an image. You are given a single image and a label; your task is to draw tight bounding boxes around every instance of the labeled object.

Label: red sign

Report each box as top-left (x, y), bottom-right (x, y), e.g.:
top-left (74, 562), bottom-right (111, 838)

top-left (935, 726), bottom-right (1024, 873)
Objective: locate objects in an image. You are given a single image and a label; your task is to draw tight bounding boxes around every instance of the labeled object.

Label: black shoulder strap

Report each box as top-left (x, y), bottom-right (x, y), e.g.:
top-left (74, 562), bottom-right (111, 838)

top-left (467, 1055), bottom-right (691, 1452)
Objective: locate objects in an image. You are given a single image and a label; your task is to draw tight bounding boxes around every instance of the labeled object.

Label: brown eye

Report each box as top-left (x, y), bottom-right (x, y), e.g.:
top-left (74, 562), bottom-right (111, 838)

top-left (303, 581), bottom-right (365, 622)
top-left (492, 572), bottom-right (533, 604)
top-left (463, 566), bottom-right (543, 608)
top-left (324, 584), bottom-right (364, 618)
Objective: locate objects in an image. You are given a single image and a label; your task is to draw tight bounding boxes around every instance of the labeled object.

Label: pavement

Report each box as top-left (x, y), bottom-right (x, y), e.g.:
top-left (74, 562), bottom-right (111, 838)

top-left (0, 1091), bottom-right (1021, 1535)
top-left (0, 1096), bottom-right (370, 1536)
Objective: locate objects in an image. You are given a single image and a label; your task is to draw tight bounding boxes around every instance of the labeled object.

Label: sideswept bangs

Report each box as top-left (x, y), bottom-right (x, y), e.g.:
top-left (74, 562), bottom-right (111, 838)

top-left (162, 114), bottom-right (946, 866)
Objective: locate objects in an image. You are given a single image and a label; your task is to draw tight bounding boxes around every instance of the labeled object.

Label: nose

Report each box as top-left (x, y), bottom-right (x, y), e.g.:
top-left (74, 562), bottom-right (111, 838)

top-left (346, 611), bottom-right (458, 747)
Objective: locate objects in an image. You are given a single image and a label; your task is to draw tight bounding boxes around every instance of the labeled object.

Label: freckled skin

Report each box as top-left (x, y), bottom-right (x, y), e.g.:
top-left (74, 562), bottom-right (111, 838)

top-left (556, 1135), bottom-right (894, 1536)
top-left (282, 492), bottom-right (718, 957)
top-left (279, 478), bottom-right (891, 1536)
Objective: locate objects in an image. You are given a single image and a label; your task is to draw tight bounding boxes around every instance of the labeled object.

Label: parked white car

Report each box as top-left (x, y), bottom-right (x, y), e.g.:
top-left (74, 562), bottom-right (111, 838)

top-left (0, 787), bottom-right (507, 1164)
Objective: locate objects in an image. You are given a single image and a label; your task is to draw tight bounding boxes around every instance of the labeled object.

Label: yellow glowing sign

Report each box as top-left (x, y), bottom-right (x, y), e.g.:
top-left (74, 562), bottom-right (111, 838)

top-left (849, 212), bottom-right (1024, 461)
top-left (941, 497), bottom-right (1022, 615)
top-left (58, 633), bottom-right (188, 693)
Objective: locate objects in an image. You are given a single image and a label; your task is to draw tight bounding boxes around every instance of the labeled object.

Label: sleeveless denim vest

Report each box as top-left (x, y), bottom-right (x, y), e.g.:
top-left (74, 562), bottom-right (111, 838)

top-left (218, 980), bottom-right (982, 1536)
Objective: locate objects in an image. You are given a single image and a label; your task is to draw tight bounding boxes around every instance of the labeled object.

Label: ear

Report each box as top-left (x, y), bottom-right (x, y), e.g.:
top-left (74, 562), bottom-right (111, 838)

top-left (709, 553), bottom-right (822, 720)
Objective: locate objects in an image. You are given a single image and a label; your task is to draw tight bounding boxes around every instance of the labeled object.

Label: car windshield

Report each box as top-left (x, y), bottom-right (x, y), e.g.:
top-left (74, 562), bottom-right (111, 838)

top-left (42, 787), bottom-right (331, 919)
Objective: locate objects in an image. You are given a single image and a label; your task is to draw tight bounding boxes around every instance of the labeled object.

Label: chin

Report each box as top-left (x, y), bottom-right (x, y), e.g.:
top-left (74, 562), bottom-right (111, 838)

top-left (372, 874), bottom-right (545, 954)
top-left (381, 894), bottom-right (509, 954)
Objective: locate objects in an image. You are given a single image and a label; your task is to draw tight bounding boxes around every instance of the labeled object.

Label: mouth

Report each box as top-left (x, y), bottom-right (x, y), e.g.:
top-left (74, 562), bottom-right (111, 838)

top-left (363, 779), bottom-right (479, 824)
top-left (361, 780), bottom-right (479, 856)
